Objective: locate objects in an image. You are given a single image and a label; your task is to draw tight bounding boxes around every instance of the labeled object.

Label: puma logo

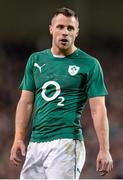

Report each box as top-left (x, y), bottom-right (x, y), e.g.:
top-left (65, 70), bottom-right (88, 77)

top-left (34, 63), bottom-right (45, 73)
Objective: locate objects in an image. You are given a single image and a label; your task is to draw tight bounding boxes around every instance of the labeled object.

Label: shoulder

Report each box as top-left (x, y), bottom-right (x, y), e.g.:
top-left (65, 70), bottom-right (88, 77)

top-left (76, 49), bottom-right (101, 70)
top-left (26, 49), bottom-right (50, 66)
top-left (78, 49), bottom-right (98, 62)
top-left (29, 49), bottom-right (50, 59)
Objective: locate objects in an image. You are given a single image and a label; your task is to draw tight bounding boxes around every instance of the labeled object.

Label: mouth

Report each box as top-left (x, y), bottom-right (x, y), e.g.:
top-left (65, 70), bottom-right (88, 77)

top-left (60, 39), bottom-right (69, 45)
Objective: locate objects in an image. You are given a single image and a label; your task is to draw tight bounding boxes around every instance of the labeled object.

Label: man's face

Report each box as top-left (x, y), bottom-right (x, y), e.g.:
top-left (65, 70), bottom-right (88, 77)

top-left (49, 14), bottom-right (79, 51)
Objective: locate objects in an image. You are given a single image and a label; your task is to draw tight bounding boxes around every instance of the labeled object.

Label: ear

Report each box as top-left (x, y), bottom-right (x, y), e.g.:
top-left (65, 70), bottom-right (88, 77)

top-left (49, 25), bottom-right (53, 35)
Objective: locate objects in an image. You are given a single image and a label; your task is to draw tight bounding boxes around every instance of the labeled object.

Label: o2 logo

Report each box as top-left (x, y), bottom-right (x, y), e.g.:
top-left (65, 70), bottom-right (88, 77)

top-left (41, 81), bottom-right (64, 106)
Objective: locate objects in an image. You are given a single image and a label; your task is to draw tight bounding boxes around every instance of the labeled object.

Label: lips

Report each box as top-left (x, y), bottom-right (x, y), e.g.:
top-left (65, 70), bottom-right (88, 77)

top-left (60, 39), bottom-right (68, 42)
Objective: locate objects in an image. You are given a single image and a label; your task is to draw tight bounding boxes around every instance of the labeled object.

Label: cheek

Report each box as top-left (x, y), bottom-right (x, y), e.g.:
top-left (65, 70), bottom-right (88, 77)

top-left (70, 33), bottom-right (77, 41)
top-left (52, 32), bottom-right (60, 43)
top-left (52, 30), bottom-right (59, 37)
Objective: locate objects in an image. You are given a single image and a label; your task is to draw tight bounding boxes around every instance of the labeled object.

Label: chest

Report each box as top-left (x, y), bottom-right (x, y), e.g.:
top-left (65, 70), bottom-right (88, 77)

top-left (33, 59), bottom-right (88, 90)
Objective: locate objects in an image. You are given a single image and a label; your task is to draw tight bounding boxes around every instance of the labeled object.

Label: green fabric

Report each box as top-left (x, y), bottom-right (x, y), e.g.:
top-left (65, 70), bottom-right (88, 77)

top-left (20, 48), bottom-right (108, 142)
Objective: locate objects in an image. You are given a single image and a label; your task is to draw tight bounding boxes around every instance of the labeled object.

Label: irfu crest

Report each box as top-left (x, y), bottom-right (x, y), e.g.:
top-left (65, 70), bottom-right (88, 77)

top-left (68, 65), bottom-right (80, 76)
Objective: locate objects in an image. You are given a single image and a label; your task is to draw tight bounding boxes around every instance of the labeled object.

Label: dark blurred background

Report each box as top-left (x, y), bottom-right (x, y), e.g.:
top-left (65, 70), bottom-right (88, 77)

top-left (0, 0), bottom-right (123, 179)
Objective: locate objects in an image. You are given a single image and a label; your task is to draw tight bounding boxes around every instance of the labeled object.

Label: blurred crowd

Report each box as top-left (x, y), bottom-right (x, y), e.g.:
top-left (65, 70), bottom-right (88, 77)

top-left (0, 37), bottom-right (123, 179)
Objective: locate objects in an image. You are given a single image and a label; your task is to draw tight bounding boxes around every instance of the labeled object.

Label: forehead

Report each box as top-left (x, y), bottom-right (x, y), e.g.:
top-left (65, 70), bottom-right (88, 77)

top-left (51, 14), bottom-right (79, 27)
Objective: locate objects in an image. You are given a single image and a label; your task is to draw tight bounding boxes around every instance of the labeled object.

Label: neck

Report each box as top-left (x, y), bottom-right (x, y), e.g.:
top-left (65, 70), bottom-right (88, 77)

top-left (51, 46), bottom-right (77, 56)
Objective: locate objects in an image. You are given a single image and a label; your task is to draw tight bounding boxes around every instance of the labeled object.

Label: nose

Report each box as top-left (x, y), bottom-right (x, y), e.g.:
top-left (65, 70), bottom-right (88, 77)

top-left (62, 27), bottom-right (68, 36)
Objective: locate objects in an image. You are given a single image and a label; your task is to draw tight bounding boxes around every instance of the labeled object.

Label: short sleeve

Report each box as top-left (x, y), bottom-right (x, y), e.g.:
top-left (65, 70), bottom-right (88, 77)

top-left (19, 55), bottom-right (36, 92)
top-left (86, 60), bottom-right (108, 98)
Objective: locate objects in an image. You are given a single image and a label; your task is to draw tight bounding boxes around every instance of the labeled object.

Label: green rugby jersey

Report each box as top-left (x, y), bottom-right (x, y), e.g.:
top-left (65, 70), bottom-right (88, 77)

top-left (20, 48), bottom-right (108, 142)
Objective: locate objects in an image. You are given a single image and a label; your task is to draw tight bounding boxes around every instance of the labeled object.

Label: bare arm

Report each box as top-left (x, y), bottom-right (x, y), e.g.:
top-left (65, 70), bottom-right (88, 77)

top-left (10, 90), bottom-right (34, 166)
top-left (89, 96), bottom-right (113, 176)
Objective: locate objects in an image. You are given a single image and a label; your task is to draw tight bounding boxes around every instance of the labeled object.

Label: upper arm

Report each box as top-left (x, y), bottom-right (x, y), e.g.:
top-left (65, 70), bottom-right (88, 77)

top-left (19, 90), bottom-right (34, 105)
top-left (89, 96), bottom-right (107, 115)
top-left (86, 60), bottom-right (108, 98)
top-left (19, 55), bottom-right (36, 92)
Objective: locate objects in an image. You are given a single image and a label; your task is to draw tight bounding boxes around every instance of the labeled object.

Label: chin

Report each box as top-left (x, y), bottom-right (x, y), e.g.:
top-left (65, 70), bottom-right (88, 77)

top-left (59, 45), bottom-right (70, 50)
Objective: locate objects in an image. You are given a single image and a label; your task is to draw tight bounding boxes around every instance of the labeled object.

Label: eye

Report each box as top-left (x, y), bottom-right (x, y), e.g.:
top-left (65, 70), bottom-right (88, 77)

top-left (57, 25), bottom-right (64, 30)
top-left (67, 26), bottom-right (74, 31)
